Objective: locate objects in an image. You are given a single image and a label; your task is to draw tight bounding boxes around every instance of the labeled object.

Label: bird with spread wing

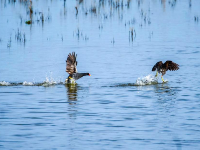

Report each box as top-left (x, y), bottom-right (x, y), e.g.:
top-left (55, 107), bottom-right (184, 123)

top-left (152, 60), bottom-right (179, 82)
top-left (65, 52), bottom-right (91, 84)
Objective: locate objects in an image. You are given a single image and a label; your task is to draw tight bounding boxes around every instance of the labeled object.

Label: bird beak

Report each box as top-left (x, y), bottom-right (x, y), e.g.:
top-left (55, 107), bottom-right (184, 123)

top-left (89, 74), bottom-right (91, 76)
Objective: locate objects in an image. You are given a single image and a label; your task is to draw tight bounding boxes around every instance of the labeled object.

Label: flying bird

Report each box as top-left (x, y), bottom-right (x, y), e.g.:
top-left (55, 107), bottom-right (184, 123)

top-left (65, 52), bottom-right (91, 84)
top-left (152, 60), bottom-right (179, 82)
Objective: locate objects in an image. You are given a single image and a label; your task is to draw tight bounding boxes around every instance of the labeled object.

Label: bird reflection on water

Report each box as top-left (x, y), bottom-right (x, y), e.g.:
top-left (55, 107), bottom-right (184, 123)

top-left (136, 83), bottom-right (182, 149)
top-left (153, 83), bottom-right (178, 101)
top-left (153, 84), bottom-right (183, 150)
top-left (64, 83), bottom-right (78, 149)
top-left (65, 84), bottom-right (78, 103)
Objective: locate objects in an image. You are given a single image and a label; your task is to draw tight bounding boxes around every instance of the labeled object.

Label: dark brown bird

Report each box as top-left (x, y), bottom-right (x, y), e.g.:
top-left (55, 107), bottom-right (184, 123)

top-left (65, 52), bottom-right (91, 84)
top-left (152, 60), bottom-right (179, 82)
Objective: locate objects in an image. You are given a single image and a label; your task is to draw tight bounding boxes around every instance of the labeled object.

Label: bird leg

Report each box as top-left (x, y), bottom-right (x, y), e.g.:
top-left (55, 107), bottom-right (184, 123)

top-left (155, 71), bottom-right (158, 77)
top-left (161, 75), bottom-right (165, 82)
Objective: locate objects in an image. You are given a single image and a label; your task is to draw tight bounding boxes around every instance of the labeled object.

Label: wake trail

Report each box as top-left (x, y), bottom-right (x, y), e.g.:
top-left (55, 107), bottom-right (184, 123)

top-left (0, 77), bottom-right (64, 87)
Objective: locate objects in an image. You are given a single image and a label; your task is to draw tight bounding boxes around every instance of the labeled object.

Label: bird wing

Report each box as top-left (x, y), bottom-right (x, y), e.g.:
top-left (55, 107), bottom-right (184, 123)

top-left (164, 61), bottom-right (179, 71)
top-left (152, 61), bottom-right (162, 71)
top-left (66, 52), bottom-right (78, 74)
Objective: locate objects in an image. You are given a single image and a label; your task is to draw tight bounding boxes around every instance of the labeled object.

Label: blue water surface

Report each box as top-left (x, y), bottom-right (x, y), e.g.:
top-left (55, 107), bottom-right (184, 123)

top-left (0, 0), bottom-right (200, 149)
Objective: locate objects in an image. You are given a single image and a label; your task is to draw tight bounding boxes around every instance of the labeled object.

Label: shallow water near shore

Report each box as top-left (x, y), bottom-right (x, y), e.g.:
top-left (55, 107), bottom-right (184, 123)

top-left (1, 0), bottom-right (200, 149)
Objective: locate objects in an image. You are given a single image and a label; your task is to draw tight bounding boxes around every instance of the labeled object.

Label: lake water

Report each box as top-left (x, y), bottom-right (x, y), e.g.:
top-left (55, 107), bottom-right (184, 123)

top-left (1, 0), bottom-right (200, 149)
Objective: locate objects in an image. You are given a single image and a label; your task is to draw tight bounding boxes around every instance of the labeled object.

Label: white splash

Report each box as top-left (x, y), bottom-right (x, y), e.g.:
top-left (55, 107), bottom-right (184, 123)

top-left (0, 76), bottom-right (64, 86)
top-left (41, 77), bottom-right (57, 86)
top-left (0, 81), bottom-right (11, 86)
top-left (22, 81), bottom-right (34, 86)
top-left (135, 74), bottom-right (158, 86)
